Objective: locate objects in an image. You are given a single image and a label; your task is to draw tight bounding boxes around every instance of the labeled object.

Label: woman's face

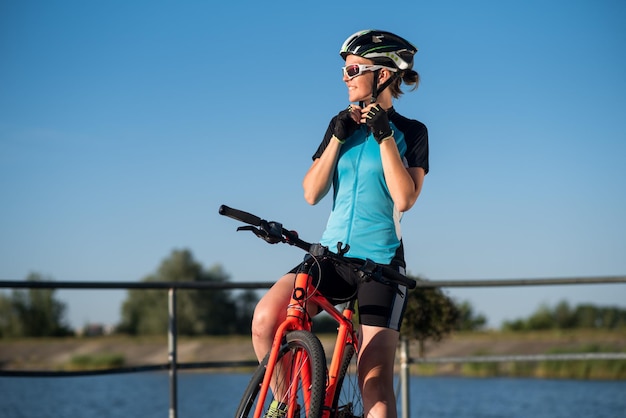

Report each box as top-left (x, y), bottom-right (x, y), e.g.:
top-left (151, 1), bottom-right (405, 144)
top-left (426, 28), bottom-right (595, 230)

top-left (343, 54), bottom-right (375, 103)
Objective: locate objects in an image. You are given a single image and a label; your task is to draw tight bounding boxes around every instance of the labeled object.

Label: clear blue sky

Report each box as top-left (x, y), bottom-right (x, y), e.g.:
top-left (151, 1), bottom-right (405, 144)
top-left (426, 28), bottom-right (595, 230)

top-left (1, 0), bottom-right (625, 329)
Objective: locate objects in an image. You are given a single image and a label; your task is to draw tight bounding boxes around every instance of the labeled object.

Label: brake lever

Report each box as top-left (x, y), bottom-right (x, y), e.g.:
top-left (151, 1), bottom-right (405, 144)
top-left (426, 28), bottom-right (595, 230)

top-left (357, 259), bottom-right (406, 297)
top-left (236, 225), bottom-right (263, 237)
top-left (236, 221), bottom-right (284, 244)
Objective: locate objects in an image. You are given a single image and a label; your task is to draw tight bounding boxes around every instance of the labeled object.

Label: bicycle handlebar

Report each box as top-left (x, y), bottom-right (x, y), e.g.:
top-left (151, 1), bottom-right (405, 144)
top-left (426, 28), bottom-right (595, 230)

top-left (219, 204), bottom-right (416, 290)
top-left (219, 205), bottom-right (262, 227)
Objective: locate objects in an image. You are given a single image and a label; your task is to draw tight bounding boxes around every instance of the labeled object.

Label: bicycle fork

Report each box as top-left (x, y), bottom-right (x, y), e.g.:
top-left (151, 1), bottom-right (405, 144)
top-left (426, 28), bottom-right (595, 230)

top-left (254, 272), bottom-right (316, 418)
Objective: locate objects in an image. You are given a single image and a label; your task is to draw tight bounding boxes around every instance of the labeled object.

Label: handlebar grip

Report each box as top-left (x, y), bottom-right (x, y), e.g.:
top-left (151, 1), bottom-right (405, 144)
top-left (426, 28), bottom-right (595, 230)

top-left (219, 205), bottom-right (262, 226)
top-left (381, 265), bottom-right (416, 289)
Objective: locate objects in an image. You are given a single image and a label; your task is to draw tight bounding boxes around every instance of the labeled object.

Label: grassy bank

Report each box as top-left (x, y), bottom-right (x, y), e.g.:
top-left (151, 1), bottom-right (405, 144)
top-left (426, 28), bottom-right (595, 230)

top-left (451, 346), bottom-right (626, 380)
top-left (410, 330), bottom-right (626, 379)
top-left (2, 330), bottom-right (624, 379)
top-left (63, 353), bottom-right (125, 371)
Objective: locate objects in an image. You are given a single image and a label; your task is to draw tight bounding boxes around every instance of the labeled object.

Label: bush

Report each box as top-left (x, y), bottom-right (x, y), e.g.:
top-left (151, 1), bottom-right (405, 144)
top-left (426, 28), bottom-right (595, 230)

top-left (64, 353), bottom-right (125, 370)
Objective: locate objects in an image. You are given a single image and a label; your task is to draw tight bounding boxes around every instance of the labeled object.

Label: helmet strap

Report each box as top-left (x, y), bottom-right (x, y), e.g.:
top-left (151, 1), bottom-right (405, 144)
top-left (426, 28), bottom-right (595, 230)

top-left (370, 70), bottom-right (399, 104)
top-left (369, 70), bottom-right (381, 104)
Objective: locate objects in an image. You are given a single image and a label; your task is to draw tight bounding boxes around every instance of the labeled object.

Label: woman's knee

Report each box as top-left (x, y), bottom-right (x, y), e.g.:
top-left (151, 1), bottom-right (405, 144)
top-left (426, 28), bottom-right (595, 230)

top-left (358, 357), bottom-right (395, 389)
top-left (357, 326), bottom-right (399, 388)
top-left (251, 302), bottom-right (277, 339)
top-left (251, 274), bottom-right (294, 338)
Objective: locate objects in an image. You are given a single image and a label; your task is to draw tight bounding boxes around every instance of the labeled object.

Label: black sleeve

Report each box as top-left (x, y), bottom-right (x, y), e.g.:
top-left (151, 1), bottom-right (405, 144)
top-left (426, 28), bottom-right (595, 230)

top-left (312, 117), bottom-right (337, 160)
top-left (405, 122), bottom-right (429, 174)
top-left (390, 112), bottom-right (429, 174)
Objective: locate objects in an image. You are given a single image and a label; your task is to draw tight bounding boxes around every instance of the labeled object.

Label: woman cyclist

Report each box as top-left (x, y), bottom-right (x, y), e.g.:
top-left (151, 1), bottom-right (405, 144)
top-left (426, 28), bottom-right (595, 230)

top-left (253, 29), bottom-right (429, 418)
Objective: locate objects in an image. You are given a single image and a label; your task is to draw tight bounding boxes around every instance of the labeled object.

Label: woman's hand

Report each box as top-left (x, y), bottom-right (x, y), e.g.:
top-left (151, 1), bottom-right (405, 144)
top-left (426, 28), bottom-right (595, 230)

top-left (332, 105), bottom-right (361, 142)
top-left (361, 104), bottom-right (393, 143)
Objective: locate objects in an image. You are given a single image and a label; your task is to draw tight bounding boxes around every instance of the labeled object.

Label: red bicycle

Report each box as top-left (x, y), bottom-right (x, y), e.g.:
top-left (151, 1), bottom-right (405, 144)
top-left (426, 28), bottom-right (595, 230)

top-left (220, 205), bottom-right (415, 418)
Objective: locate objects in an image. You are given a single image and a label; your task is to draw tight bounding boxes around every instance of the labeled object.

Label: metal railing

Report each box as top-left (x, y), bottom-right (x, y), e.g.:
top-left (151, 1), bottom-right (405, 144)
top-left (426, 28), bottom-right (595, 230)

top-left (1, 275), bottom-right (625, 418)
top-left (1, 279), bottom-right (272, 418)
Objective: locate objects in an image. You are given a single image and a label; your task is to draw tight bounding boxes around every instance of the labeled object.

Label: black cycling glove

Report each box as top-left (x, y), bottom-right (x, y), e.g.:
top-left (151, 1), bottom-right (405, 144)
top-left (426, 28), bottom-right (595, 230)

top-left (365, 105), bottom-right (394, 144)
top-left (333, 106), bottom-right (358, 143)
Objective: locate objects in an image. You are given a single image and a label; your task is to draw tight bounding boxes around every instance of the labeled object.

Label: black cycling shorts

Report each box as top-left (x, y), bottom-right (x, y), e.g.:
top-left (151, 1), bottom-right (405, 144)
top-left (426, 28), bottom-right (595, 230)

top-left (287, 255), bottom-right (409, 331)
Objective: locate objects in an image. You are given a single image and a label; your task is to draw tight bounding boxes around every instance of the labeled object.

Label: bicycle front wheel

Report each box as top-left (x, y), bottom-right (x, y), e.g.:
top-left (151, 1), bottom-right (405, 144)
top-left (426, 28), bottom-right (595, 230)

top-left (331, 344), bottom-right (363, 418)
top-left (235, 330), bottom-right (327, 418)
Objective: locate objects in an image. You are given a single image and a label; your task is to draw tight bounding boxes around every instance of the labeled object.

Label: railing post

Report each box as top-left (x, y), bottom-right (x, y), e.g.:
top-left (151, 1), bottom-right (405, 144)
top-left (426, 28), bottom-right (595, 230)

top-left (168, 288), bottom-right (178, 418)
top-left (400, 337), bottom-right (410, 418)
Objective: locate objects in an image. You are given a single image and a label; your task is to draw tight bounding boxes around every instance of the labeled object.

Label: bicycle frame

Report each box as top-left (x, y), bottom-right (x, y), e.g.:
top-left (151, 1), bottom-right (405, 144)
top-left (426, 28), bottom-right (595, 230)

top-left (253, 263), bottom-right (360, 418)
top-left (219, 204), bottom-right (415, 418)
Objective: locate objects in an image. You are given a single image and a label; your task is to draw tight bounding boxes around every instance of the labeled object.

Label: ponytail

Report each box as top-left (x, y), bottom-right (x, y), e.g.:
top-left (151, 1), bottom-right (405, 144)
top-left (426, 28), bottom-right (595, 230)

top-left (388, 69), bottom-right (420, 99)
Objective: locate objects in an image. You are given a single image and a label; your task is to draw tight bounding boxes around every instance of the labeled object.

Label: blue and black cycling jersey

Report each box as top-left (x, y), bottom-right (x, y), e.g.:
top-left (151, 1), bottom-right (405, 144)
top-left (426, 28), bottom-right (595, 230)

top-left (312, 107), bottom-right (429, 265)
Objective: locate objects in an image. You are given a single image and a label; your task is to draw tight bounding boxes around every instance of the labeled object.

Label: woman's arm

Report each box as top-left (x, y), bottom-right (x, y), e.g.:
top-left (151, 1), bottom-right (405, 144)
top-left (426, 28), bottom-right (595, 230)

top-left (302, 138), bottom-right (342, 205)
top-left (379, 138), bottom-right (425, 212)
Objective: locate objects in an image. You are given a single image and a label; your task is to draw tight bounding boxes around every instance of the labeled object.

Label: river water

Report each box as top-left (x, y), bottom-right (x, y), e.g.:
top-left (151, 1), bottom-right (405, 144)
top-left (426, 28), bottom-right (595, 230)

top-left (0, 372), bottom-right (624, 417)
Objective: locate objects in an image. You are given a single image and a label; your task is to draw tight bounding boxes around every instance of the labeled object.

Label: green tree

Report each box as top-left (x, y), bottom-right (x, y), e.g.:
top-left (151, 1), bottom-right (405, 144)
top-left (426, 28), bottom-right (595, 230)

top-left (233, 288), bottom-right (260, 334)
top-left (502, 300), bottom-right (626, 331)
top-left (573, 304), bottom-right (599, 329)
top-left (553, 300), bottom-right (576, 329)
top-left (0, 273), bottom-right (73, 338)
top-left (401, 276), bottom-right (460, 357)
top-left (118, 249), bottom-right (256, 336)
top-left (0, 292), bottom-right (18, 337)
top-left (601, 306), bottom-right (626, 329)
top-left (455, 301), bottom-right (487, 331)
top-left (526, 303), bottom-right (555, 330)
top-left (502, 318), bottom-right (527, 332)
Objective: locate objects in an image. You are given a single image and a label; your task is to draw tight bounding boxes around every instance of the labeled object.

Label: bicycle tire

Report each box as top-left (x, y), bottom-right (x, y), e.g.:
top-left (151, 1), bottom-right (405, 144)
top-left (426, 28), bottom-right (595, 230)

top-left (331, 344), bottom-right (363, 418)
top-left (235, 330), bottom-right (327, 418)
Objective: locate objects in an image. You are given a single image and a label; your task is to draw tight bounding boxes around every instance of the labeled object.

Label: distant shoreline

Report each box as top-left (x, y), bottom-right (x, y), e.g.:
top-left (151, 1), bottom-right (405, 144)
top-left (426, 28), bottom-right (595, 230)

top-left (1, 330), bottom-right (625, 379)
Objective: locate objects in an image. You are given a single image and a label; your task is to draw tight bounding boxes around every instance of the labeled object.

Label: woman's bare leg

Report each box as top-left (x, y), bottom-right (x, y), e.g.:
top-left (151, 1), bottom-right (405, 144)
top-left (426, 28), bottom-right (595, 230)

top-left (251, 273), bottom-right (295, 362)
top-left (358, 325), bottom-right (400, 418)
top-left (252, 273), bottom-right (296, 403)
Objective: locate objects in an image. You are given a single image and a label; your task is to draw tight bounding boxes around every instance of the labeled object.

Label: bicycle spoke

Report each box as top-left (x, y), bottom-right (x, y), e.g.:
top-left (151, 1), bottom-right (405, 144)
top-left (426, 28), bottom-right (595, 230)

top-left (234, 331), bottom-right (325, 418)
top-left (332, 344), bottom-right (363, 418)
